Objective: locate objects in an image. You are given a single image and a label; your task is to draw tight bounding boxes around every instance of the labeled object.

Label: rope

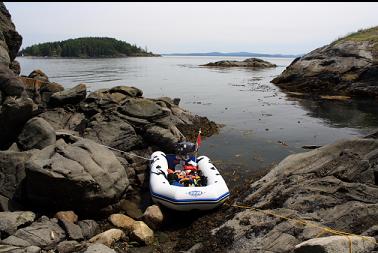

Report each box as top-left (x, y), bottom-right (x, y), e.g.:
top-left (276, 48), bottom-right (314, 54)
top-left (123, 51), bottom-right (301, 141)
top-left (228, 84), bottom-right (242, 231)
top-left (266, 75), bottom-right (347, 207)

top-left (227, 203), bottom-right (377, 252)
top-left (100, 144), bottom-right (152, 161)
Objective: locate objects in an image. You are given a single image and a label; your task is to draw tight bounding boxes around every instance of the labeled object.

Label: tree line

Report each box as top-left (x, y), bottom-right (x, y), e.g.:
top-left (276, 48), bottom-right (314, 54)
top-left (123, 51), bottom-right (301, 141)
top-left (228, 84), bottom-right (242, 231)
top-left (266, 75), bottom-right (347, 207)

top-left (19, 37), bottom-right (158, 57)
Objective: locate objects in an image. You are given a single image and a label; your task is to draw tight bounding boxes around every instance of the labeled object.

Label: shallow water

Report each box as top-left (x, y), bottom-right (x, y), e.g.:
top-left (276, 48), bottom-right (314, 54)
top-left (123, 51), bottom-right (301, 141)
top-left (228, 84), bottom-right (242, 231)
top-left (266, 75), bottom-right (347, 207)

top-left (17, 56), bottom-right (378, 174)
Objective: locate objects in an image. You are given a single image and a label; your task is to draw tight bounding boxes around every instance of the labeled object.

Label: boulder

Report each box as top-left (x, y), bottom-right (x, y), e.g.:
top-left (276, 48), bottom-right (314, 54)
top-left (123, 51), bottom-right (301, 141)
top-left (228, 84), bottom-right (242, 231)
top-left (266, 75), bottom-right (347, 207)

top-left (294, 235), bottom-right (376, 253)
top-left (59, 220), bottom-right (83, 241)
top-left (88, 228), bottom-right (124, 247)
top-left (78, 220), bottom-right (99, 240)
top-left (0, 64), bottom-right (25, 96)
top-left (56, 240), bottom-right (84, 253)
top-left (17, 117), bottom-right (56, 151)
top-left (130, 221), bottom-right (154, 245)
top-left (24, 138), bottom-right (129, 212)
top-left (0, 245), bottom-right (41, 253)
top-left (0, 96), bottom-right (35, 149)
top-left (2, 216), bottom-right (66, 249)
top-left (272, 26), bottom-right (378, 97)
top-left (145, 125), bottom-right (184, 152)
top-left (119, 98), bottom-right (167, 120)
top-left (49, 83), bottom-right (86, 106)
top-left (84, 243), bottom-right (116, 253)
top-left (142, 205), bottom-right (163, 230)
top-left (28, 70), bottom-right (49, 82)
top-left (38, 108), bottom-right (85, 133)
top-left (0, 151), bottom-right (33, 210)
top-left (108, 213), bottom-right (135, 231)
top-left (109, 86), bottom-right (143, 97)
top-left (0, 211), bottom-right (35, 237)
top-left (54, 211), bottom-right (78, 224)
top-left (83, 113), bottom-right (142, 151)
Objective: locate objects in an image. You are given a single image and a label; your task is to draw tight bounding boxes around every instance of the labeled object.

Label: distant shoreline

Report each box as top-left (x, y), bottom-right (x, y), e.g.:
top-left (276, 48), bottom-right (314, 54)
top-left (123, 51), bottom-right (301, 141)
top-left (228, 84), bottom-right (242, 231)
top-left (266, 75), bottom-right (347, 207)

top-left (16, 55), bottom-right (161, 59)
top-left (162, 52), bottom-right (301, 58)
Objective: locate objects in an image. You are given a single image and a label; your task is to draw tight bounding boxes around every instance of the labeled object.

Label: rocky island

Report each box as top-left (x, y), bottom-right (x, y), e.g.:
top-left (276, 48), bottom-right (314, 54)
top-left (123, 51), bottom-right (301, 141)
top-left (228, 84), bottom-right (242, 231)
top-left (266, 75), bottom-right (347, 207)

top-left (202, 57), bottom-right (277, 68)
top-left (19, 37), bottom-right (160, 58)
top-left (272, 26), bottom-right (378, 97)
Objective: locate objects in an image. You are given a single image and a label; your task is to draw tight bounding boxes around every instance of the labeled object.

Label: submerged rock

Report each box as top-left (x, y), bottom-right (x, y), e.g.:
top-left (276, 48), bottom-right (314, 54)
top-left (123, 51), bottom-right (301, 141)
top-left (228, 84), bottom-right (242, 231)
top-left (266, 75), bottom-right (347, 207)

top-left (202, 58), bottom-right (277, 68)
top-left (272, 26), bottom-right (378, 97)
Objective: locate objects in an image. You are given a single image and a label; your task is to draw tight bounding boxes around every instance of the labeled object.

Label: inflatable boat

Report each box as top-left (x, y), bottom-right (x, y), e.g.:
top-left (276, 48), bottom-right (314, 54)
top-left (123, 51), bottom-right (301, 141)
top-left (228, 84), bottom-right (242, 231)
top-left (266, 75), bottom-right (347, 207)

top-left (149, 151), bottom-right (230, 211)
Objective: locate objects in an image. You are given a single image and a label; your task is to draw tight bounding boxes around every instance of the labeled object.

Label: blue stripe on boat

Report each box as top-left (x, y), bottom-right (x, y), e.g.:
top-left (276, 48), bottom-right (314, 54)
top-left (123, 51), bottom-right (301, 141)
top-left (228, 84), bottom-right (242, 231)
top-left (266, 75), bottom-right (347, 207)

top-left (150, 191), bottom-right (230, 205)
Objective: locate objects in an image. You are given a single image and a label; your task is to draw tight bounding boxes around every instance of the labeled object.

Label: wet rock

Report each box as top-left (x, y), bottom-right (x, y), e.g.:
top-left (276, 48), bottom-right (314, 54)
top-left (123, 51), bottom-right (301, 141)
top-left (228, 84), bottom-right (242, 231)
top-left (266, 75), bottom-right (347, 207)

top-left (17, 117), bottom-right (56, 151)
top-left (145, 125), bottom-right (184, 152)
top-left (108, 213), bottom-right (135, 231)
top-left (109, 86), bottom-right (143, 97)
top-left (54, 211), bottom-right (78, 224)
top-left (2, 217), bottom-right (66, 249)
top-left (203, 58), bottom-right (276, 68)
top-left (120, 200), bottom-right (144, 219)
top-left (130, 221), bottom-right (154, 246)
top-left (28, 70), bottom-right (49, 82)
top-left (84, 243), bottom-right (116, 253)
top-left (78, 220), bottom-right (99, 240)
top-left (59, 220), bottom-right (83, 241)
top-left (0, 211), bottom-right (35, 237)
top-left (49, 83), bottom-right (87, 106)
top-left (88, 228), bottom-right (124, 247)
top-left (294, 235), bottom-right (376, 253)
top-left (24, 138), bottom-right (128, 212)
top-left (142, 205), bottom-right (163, 230)
top-left (56, 240), bottom-right (84, 253)
top-left (0, 245), bottom-right (41, 253)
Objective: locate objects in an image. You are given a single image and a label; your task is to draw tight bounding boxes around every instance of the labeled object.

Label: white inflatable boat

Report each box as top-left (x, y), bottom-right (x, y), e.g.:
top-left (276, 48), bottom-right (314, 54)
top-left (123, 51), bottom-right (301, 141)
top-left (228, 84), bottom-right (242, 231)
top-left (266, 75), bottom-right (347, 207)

top-left (149, 151), bottom-right (230, 211)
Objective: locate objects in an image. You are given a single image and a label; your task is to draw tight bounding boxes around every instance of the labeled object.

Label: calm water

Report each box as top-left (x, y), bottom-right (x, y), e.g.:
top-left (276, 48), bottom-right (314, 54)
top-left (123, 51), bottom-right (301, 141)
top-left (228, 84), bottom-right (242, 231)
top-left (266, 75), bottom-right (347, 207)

top-left (17, 56), bottom-right (378, 176)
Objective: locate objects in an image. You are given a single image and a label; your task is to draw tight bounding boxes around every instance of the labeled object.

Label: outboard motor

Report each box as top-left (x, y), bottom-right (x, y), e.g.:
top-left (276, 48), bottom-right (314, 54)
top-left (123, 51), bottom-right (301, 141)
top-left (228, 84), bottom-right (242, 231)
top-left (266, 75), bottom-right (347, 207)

top-left (175, 141), bottom-right (196, 155)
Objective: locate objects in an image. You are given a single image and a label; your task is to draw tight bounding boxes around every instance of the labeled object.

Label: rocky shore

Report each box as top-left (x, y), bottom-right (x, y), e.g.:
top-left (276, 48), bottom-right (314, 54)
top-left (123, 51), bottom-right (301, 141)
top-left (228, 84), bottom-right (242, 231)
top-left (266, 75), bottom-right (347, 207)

top-left (272, 26), bottom-right (378, 97)
top-left (202, 58), bottom-right (277, 68)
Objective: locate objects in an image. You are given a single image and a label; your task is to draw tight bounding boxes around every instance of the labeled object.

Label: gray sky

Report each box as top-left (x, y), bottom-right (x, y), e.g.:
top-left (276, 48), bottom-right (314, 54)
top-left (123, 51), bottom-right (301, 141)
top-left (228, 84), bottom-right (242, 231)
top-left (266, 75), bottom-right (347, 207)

top-left (5, 2), bottom-right (378, 55)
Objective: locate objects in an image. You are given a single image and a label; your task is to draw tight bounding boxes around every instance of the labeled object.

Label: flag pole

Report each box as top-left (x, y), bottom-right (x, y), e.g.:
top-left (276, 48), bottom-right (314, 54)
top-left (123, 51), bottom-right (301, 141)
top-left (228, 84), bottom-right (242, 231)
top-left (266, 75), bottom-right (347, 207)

top-left (195, 128), bottom-right (201, 162)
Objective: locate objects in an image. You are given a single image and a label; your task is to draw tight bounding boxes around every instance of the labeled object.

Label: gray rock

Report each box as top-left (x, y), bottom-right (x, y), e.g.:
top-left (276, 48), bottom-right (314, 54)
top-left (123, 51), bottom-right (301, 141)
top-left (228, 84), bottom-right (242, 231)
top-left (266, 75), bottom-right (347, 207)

top-left (145, 125), bottom-right (184, 152)
top-left (109, 86), bottom-right (143, 97)
top-left (25, 138), bottom-right (129, 212)
top-left (83, 113), bottom-right (142, 151)
top-left (0, 245), bottom-right (41, 253)
top-left (56, 240), bottom-right (84, 253)
top-left (294, 235), bottom-right (376, 253)
top-left (272, 27), bottom-right (378, 97)
top-left (77, 220), bottom-right (99, 240)
top-left (84, 243), bottom-right (116, 253)
top-left (49, 83), bottom-right (87, 106)
top-left (0, 151), bottom-right (33, 208)
top-left (17, 117), bottom-right (56, 151)
top-left (120, 200), bottom-right (144, 220)
top-left (212, 138), bottom-right (378, 252)
top-left (0, 96), bottom-right (34, 149)
top-left (2, 217), bottom-right (66, 249)
top-left (9, 60), bottom-right (20, 76)
top-left (0, 211), bottom-right (35, 236)
top-left (119, 98), bottom-right (167, 120)
top-left (38, 108), bottom-right (85, 132)
top-left (59, 220), bottom-right (83, 241)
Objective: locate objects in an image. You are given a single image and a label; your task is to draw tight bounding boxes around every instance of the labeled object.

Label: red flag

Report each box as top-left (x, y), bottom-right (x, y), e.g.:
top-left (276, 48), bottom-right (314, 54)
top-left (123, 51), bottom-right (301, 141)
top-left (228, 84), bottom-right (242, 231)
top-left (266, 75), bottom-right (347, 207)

top-left (196, 129), bottom-right (201, 150)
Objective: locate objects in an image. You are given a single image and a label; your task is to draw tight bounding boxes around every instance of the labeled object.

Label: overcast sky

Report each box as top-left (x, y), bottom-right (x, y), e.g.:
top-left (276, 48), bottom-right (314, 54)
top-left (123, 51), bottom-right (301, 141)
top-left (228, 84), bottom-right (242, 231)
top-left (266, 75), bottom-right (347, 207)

top-left (5, 2), bottom-right (378, 55)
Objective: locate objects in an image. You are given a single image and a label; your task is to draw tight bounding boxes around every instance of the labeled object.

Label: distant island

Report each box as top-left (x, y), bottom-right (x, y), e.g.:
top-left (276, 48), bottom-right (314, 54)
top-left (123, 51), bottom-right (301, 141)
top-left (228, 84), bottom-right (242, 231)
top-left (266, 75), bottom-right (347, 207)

top-left (163, 51), bottom-right (301, 58)
top-left (202, 57), bottom-right (277, 68)
top-left (19, 37), bottom-right (160, 58)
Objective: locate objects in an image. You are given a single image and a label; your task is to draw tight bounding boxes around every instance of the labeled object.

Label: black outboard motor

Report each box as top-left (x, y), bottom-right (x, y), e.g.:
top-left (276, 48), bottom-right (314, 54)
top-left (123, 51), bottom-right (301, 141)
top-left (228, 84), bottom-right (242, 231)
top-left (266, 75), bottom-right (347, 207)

top-left (175, 141), bottom-right (196, 155)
